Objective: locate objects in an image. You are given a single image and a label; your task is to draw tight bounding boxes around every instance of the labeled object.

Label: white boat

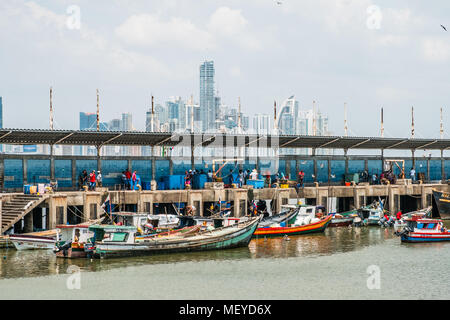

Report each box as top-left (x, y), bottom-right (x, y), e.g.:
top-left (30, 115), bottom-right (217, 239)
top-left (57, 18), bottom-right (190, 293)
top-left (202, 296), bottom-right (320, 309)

top-left (358, 201), bottom-right (385, 225)
top-left (9, 234), bottom-right (56, 250)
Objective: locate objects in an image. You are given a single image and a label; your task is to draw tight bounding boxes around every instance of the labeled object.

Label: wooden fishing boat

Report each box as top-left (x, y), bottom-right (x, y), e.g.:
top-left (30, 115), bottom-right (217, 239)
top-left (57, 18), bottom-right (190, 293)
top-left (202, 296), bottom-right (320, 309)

top-left (329, 214), bottom-right (355, 227)
top-left (53, 224), bottom-right (95, 258)
top-left (431, 190), bottom-right (450, 220)
top-left (258, 206), bottom-right (299, 228)
top-left (396, 215), bottom-right (450, 243)
top-left (8, 229), bottom-right (58, 250)
top-left (86, 216), bottom-right (261, 258)
top-left (135, 225), bottom-right (201, 240)
top-left (9, 233), bottom-right (56, 250)
top-left (253, 215), bottom-right (333, 238)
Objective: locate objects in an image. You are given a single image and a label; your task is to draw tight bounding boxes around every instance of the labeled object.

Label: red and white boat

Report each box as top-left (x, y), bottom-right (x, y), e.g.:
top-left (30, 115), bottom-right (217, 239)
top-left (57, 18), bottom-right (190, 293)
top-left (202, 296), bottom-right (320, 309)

top-left (396, 214), bottom-right (450, 243)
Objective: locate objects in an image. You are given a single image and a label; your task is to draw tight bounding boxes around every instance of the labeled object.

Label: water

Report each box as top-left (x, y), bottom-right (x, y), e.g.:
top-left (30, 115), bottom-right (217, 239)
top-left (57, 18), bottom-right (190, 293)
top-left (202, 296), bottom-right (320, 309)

top-left (0, 226), bottom-right (449, 299)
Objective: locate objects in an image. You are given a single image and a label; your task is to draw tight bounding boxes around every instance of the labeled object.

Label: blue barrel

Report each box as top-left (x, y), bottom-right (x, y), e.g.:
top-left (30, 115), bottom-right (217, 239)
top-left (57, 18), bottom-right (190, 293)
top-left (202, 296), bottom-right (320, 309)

top-left (23, 185), bottom-right (31, 194)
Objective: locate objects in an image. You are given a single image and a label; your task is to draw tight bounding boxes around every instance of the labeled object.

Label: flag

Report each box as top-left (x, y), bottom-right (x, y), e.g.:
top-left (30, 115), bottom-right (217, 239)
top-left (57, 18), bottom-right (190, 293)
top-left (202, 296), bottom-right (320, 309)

top-left (101, 194), bottom-right (111, 213)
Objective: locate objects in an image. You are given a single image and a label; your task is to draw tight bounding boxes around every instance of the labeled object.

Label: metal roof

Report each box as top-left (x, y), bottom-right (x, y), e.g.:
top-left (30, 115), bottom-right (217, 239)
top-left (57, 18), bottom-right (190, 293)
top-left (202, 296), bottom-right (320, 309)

top-left (0, 129), bottom-right (448, 150)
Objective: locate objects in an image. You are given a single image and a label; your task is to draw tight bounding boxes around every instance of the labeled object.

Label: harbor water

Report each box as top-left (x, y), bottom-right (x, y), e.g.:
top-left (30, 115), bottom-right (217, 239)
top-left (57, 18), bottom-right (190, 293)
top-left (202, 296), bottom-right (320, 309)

top-left (0, 226), bottom-right (449, 299)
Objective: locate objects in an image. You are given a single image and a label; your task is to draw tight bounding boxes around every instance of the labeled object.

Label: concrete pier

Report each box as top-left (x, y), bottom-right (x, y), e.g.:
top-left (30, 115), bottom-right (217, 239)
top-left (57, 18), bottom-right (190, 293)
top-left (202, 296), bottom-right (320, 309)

top-left (1, 182), bottom-right (449, 234)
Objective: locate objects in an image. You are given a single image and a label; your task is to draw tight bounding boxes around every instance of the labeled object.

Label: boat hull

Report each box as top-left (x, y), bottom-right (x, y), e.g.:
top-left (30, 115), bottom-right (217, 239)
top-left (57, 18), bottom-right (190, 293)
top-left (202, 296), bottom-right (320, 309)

top-left (401, 232), bottom-right (450, 243)
top-left (253, 215), bottom-right (333, 238)
top-left (9, 235), bottom-right (55, 250)
top-left (432, 190), bottom-right (450, 219)
top-left (329, 217), bottom-right (354, 227)
top-left (91, 217), bottom-right (261, 258)
top-left (55, 247), bottom-right (87, 258)
top-left (258, 209), bottom-right (299, 228)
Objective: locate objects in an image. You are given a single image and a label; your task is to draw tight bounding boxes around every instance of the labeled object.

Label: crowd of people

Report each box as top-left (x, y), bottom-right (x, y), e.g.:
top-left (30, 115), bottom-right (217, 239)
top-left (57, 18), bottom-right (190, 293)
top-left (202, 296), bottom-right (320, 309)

top-left (121, 169), bottom-right (138, 190)
top-left (78, 169), bottom-right (102, 191)
top-left (78, 168), bottom-right (139, 191)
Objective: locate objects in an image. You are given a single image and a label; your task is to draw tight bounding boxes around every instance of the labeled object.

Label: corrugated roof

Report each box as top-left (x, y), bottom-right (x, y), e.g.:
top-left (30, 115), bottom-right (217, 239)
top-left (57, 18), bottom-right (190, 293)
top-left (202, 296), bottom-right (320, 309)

top-left (0, 128), bottom-right (448, 150)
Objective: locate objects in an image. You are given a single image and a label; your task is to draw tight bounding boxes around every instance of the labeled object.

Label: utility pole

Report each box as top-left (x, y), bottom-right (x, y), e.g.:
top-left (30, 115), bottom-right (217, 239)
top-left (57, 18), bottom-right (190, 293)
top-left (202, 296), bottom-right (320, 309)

top-left (440, 107), bottom-right (444, 139)
top-left (151, 95), bottom-right (155, 132)
top-left (344, 102), bottom-right (348, 137)
top-left (190, 94), bottom-right (194, 133)
top-left (411, 106), bottom-right (415, 138)
top-left (380, 107), bottom-right (384, 137)
top-left (96, 89), bottom-right (100, 132)
top-left (49, 87), bottom-right (54, 130)
top-left (273, 100), bottom-right (278, 133)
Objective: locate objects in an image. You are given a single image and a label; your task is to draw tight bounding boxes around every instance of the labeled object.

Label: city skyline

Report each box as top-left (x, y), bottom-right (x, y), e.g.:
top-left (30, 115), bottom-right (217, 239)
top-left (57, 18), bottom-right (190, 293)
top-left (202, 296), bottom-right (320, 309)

top-left (0, 1), bottom-right (449, 139)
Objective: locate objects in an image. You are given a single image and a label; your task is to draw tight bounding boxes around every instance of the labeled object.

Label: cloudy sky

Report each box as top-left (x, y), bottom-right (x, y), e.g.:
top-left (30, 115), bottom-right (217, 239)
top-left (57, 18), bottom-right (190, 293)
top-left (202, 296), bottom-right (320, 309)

top-left (1, 0), bottom-right (449, 140)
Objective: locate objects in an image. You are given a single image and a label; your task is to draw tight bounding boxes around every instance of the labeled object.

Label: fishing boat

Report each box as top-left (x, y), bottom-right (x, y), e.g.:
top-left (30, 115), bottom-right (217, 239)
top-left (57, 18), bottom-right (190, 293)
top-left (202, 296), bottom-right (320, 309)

top-left (85, 216), bottom-right (261, 258)
top-left (431, 189), bottom-right (450, 220)
top-left (257, 206), bottom-right (299, 228)
top-left (393, 207), bottom-right (431, 232)
top-left (9, 231), bottom-right (57, 250)
top-left (253, 213), bottom-right (333, 238)
top-left (53, 220), bottom-right (100, 258)
top-left (329, 214), bottom-right (355, 227)
top-left (135, 225), bottom-right (201, 240)
top-left (396, 215), bottom-right (450, 243)
top-left (358, 201), bottom-right (385, 225)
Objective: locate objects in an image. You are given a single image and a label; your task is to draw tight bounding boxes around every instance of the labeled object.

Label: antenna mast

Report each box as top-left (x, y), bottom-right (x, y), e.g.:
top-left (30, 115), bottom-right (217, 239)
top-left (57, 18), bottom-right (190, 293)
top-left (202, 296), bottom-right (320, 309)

top-left (49, 87), bottom-right (53, 130)
top-left (96, 89), bottom-right (100, 132)
top-left (151, 95), bottom-right (154, 132)
top-left (344, 102), bottom-right (348, 137)
top-left (274, 100), bottom-right (278, 132)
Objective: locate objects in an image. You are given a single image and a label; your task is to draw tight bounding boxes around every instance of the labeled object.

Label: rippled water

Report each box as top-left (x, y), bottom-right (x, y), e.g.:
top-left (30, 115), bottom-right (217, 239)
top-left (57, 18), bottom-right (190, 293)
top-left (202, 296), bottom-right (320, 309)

top-left (0, 226), bottom-right (449, 299)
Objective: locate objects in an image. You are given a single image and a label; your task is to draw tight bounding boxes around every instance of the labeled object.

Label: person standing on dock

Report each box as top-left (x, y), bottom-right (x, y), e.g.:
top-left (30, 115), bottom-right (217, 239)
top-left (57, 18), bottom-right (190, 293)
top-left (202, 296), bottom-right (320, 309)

top-left (125, 169), bottom-right (132, 190)
top-left (298, 170), bottom-right (305, 187)
top-left (89, 170), bottom-right (96, 191)
top-left (97, 171), bottom-right (102, 187)
top-left (410, 168), bottom-right (416, 182)
top-left (132, 170), bottom-right (137, 190)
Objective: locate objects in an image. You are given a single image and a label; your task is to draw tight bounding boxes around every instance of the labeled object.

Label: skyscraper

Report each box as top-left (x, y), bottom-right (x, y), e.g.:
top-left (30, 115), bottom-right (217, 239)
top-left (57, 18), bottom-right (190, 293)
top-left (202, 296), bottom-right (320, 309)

top-left (253, 114), bottom-right (270, 134)
top-left (200, 61), bottom-right (215, 131)
top-left (121, 113), bottom-right (132, 131)
top-left (79, 112), bottom-right (97, 131)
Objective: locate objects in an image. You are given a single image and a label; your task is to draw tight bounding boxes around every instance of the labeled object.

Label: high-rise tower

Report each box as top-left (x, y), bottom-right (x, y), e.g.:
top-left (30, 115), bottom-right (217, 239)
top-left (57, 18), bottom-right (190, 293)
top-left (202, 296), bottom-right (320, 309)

top-left (199, 61), bottom-right (215, 131)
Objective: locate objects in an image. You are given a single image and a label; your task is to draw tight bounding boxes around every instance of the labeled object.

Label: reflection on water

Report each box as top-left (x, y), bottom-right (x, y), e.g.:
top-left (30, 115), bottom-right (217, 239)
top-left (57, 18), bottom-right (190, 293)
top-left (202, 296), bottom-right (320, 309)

top-left (249, 226), bottom-right (396, 259)
top-left (0, 226), bottom-right (398, 280)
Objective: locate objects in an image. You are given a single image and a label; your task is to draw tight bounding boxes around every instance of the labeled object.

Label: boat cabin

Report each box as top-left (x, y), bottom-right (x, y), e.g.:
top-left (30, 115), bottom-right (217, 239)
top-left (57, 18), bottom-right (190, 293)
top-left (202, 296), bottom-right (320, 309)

top-left (88, 225), bottom-right (137, 245)
top-left (404, 217), bottom-right (445, 233)
top-left (56, 224), bottom-right (93, 246)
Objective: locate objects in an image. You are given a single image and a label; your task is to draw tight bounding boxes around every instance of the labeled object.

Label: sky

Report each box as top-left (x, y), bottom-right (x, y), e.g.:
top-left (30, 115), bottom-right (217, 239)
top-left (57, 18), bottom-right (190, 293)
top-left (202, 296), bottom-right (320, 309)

top-left (1, 0), bottom-right (450, 142)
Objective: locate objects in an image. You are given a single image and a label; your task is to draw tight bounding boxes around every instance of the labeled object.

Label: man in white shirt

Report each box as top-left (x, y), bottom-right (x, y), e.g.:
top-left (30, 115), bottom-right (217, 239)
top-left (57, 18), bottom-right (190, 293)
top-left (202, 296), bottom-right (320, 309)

top-left (410, 168), bottom-right (416, 182)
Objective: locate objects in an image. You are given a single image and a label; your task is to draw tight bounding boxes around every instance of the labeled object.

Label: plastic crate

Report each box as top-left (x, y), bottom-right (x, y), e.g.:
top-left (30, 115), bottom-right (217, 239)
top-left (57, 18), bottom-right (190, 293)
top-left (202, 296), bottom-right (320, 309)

top-left (247, 179), bottom-right (265, 189)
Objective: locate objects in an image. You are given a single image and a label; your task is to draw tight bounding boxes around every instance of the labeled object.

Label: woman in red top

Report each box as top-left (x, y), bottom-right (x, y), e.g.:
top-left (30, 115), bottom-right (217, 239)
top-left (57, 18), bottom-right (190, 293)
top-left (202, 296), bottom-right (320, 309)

top-left (89, 170), bottom-right (96, 191)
